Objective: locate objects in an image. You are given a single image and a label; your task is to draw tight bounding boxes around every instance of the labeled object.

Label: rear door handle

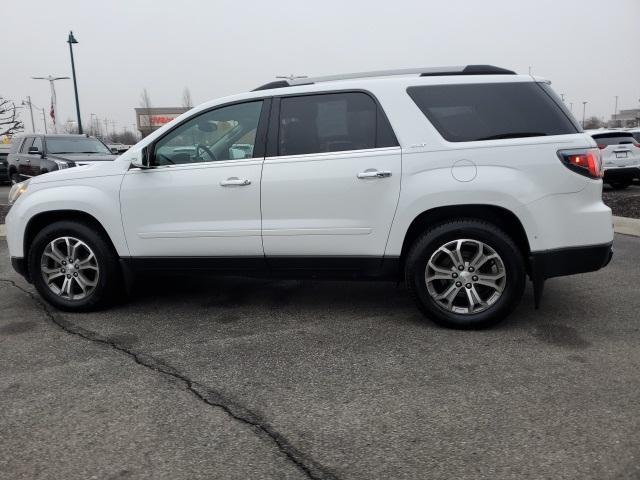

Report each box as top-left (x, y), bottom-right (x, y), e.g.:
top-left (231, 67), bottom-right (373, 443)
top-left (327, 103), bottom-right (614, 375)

top-left (220, 177), bottom-right (251, 186)
top-left (357, 169), bottom-right (392, 179)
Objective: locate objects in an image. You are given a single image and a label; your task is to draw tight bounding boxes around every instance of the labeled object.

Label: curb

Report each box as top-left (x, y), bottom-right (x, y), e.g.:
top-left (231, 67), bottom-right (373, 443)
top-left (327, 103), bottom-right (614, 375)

top-left (613, 216), bottom-right (640, 238)
top-left (1, 217), bottom-right (640, 239)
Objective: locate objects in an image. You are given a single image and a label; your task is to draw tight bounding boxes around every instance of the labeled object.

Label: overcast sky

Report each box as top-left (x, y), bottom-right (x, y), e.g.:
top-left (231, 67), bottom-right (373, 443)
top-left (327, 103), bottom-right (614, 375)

top-left (3, 0), bottom-right (639, 134)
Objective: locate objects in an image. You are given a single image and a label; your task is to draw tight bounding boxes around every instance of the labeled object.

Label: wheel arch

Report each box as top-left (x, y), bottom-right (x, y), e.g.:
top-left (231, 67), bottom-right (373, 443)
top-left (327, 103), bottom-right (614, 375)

top-left (23, 210), bottom-right (119, 269)
top-left (399, 204), bottom-right (531, 271)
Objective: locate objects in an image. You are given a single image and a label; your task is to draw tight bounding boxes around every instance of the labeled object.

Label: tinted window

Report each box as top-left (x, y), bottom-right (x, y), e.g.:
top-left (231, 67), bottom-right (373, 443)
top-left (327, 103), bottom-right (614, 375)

top-left (591, 133), bottom-right (635, 146)
top-left (10, 137), bottom-right (25, 154)
top-left (153, 101), bottom-right (263, 166)
top-left (278, 92), bottom-right (382, 156)
top-left (21, 138), bottom-right (34, 153)
top-left (46, 137), bottom-right (111, 154)
top-left (407, 82), bottom-right (579, 142)
top-left (31, 137), bottom-right (43, 153)
top-left (632, 132), bottom-right (640, 143)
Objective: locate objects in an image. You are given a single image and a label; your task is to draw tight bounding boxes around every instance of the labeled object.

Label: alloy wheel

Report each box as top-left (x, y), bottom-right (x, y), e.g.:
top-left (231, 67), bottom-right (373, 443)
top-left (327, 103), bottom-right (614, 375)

top-left (425, 239), bottom-right (506, 314)
top-left (40, 236), bottom-right (100, 300)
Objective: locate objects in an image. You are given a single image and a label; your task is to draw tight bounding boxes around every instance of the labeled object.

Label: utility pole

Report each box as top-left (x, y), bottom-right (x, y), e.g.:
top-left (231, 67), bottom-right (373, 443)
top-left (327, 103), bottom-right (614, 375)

top-left (560, 93), bottom-right (565, 102)
top-left (582, 101), bottom-right (588, 128)
top-left (67, 31), bottom-right (83, 134)
top-left (22, 96), bottom-right (36, 132)
top-left (40, 108), bottom-right (48, 134)
top-left (613, 96), bottom-right (619, 126)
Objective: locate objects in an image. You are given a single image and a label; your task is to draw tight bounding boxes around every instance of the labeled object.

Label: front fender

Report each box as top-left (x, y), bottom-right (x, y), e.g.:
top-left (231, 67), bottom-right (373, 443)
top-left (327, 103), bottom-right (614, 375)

top-left (5, 181), bottom-right (129, 258)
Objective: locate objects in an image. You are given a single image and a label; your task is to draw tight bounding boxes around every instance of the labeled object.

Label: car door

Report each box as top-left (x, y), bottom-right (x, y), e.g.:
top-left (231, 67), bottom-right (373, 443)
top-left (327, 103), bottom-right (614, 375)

top-left (120, 99), bottom-right (269, 262)
top-left (18, 137), bottom-right (34, 178)
top-left (29, 136), bottom-right (44, 175)
top-left (260, 91), bottom-right (401, 270)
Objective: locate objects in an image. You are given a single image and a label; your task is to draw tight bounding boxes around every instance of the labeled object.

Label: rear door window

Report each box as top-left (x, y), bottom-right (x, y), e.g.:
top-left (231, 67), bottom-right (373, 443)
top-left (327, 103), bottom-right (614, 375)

top-left (278, 92), bottom-right (396, 156)
top-left (407, 82), bottom-right (579, 142)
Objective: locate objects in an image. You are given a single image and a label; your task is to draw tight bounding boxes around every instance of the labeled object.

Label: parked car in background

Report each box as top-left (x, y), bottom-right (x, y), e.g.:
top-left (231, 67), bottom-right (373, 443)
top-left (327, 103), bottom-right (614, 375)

top-left (107, 143), bottom-right (131, 155)
top-left (0, 144), bottom-right (9, 183)
top-left (5, 65), bottom-right (614, 329)
top-left (7, 134), bottom-right (117, 184)
top-left (586, 130), bottom-right (640, 189)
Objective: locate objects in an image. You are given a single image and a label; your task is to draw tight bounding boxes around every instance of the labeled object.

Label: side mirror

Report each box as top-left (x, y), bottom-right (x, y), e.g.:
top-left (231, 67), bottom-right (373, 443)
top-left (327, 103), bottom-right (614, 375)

top-left (28, 146), bottom-right (41, 155)
top-left (130, 148), bottom-right (153, 169)
top-left (110, 147), bottom-right (119, 154)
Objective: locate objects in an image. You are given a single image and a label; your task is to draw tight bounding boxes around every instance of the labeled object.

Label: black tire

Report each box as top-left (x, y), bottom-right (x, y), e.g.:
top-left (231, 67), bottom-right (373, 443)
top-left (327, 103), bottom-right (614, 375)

top-left (608, 180), bottom-right (631, 190)
top-left (10, 171), bottom-right (20, 185)
top-left (28, 220), bottom-right (121, 311)
top-left (405, 219), bottom-right (526, 329)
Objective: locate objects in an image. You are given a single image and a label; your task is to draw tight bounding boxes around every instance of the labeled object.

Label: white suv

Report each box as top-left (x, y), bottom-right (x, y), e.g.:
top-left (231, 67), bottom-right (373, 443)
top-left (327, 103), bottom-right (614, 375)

top-left (5, 65), bottom-right (614, 328)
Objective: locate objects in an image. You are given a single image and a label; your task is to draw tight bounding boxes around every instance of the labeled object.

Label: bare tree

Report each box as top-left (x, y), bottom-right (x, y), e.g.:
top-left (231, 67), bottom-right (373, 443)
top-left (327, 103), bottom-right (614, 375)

top-left (64, 118), bottom-right (79, 134)
top-left (583, 116), bottom-right (603, 130)
top-left (182, 87), bottom-right (193, 109)
top-left (0, 97), bottom-right (24, 137)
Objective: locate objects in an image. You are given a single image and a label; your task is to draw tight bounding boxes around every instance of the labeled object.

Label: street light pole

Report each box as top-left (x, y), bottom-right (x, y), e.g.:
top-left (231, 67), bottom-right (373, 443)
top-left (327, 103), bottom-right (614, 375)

top-left (67, 31), bottom-right (83, 134)
top-left (582, 101), bottom-right (588, 128)
top-left (613, 96), bottom-right (618, 126)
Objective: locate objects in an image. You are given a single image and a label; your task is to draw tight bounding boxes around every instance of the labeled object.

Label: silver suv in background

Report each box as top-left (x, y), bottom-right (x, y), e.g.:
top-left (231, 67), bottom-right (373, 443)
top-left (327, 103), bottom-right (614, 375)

top-left (587, 130), bottom-right (640, 189)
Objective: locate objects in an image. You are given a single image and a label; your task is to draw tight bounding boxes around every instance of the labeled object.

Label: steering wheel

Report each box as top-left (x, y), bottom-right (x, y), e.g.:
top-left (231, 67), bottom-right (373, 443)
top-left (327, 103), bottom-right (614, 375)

top-left (195, 144), bottom-right (217, 162)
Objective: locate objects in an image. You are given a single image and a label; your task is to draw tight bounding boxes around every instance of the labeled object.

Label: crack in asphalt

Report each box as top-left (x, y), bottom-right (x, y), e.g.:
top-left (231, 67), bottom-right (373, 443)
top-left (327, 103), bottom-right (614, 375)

top-left (0, 278), bottom-right (339, 480)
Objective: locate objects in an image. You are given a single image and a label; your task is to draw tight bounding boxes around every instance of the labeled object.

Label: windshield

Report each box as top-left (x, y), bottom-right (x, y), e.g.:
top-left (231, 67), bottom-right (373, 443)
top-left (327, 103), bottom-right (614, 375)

top-left (46, 137), bottom-right (111, 154)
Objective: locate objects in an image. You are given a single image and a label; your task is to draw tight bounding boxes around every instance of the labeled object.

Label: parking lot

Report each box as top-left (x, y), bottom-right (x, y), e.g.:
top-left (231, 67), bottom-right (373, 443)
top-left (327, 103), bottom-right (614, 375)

top-left (1, 234), bottom-right (639, 480)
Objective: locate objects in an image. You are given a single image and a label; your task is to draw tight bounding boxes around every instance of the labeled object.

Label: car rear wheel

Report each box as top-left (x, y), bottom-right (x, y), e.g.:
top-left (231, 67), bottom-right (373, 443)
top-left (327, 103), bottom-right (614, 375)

top-left (28, 221), bottom-right (121, 311)
top-left (405, 219), bottom-right (526, 329)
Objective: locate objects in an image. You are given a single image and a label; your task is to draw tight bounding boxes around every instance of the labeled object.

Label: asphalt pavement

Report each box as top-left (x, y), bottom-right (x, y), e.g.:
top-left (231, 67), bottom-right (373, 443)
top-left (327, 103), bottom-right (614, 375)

top-left (1, 235), bottom-right (639, 480)
top-left (0, 184), bottom-right (10, 204)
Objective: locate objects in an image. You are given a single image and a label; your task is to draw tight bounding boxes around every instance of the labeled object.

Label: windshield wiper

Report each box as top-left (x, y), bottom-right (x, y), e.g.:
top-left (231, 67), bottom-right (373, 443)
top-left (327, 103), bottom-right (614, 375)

top-left (475, 132), bottom-right (547, 141)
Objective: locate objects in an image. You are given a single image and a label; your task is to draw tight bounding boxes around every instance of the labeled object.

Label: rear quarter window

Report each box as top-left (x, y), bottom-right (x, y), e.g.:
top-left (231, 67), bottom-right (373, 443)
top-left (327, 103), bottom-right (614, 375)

top-left (407, 82), bottom-right (579, 142)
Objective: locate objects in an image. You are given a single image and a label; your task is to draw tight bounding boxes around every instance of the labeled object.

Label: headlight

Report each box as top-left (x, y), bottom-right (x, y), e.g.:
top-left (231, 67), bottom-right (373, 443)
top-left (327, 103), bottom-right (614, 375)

top-left (8, 179), bottom-right (30, 205)
top-left (53, 159), bottom-right (70, 169)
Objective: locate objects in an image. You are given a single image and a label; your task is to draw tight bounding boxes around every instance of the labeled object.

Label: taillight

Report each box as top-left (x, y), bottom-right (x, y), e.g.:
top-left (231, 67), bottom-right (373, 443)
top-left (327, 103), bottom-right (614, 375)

top-left (634, 142), bottom-right (640, 149)
top-left (557, 148), bottom-right (603, 179)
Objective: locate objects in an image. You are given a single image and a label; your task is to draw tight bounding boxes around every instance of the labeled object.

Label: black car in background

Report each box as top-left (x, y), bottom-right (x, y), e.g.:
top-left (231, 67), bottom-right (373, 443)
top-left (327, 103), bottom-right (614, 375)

top-left (0, 144), bottom-right (9, 183)
top-left (7, 134), bottom-right (117, 184)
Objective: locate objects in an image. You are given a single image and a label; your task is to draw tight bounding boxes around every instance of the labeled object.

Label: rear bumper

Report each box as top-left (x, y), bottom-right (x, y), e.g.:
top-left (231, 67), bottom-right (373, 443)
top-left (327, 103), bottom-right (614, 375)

top-left (530, 242), bottom-right (613, 280)
top-left (603, 167), bottom-right (640, 180)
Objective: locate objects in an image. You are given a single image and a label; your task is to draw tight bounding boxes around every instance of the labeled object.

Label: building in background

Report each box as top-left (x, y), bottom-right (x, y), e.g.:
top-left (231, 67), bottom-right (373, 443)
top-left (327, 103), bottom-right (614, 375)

top-left (135, 107), bottom-right (189, 138)
top-left (609, 108), bottom-right (640, 128)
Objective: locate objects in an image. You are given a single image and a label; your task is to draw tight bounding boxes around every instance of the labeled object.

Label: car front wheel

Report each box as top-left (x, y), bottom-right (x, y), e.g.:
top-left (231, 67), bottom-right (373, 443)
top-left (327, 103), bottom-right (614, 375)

top-left (28, 221), bottom-right (121, 311)
top-left (405, 219), bottom-right (526, 329)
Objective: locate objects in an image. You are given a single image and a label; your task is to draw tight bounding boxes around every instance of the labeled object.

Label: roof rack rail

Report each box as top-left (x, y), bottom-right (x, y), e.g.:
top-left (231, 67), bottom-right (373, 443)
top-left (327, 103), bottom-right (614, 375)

top-left (251, 65), bottom-right (516, 91)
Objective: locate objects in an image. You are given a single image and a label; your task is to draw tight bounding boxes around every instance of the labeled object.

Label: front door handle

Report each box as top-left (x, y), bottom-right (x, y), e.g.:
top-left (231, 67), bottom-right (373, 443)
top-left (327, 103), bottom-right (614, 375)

top-left (220, 177), bottom-right (251, 186)
top-left (357, 169), bottom-right (392, 179)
